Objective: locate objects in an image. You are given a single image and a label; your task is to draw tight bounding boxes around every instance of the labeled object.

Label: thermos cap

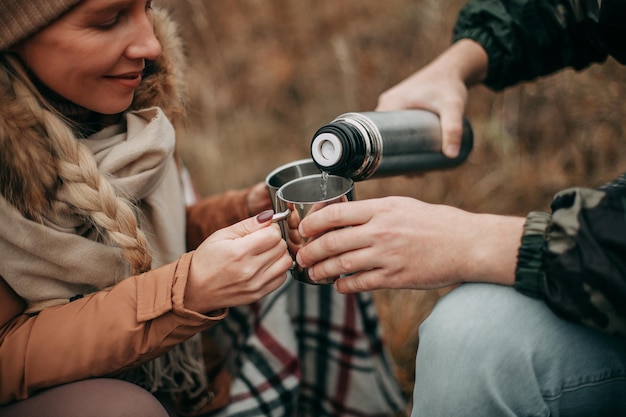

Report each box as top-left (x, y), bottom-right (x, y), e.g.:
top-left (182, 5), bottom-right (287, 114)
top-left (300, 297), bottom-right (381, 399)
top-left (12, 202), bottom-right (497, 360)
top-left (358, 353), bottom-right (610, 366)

top-left (311, 132), bottom-right (343, 167)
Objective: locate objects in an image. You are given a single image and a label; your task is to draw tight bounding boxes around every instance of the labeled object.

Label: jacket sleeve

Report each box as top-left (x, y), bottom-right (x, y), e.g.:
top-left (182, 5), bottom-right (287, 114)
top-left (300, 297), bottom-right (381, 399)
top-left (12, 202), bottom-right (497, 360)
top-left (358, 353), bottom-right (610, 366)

top-left (186, 188), bottom-right (251, 250)
top-left (0, 252), bottom-right (227, 404)
top-left (514, 173), bottom-right (626, 337)
top-left (452, 0), bottom-right (609, 90)
top-left (0, 277), bottom-right (25, 326)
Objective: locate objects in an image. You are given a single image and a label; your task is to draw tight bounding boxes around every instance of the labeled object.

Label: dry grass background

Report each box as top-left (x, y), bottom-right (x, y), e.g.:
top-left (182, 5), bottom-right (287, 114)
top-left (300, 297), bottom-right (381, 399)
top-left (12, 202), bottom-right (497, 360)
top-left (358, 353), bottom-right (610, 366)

top-left (161, 0), bottom-right (626, 407)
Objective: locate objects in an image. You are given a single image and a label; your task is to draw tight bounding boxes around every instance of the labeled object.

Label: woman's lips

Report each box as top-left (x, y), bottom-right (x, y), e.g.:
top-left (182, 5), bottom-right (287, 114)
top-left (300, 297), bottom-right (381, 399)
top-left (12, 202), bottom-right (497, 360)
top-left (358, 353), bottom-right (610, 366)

top-left (104, 72), bottom-right (142, 89)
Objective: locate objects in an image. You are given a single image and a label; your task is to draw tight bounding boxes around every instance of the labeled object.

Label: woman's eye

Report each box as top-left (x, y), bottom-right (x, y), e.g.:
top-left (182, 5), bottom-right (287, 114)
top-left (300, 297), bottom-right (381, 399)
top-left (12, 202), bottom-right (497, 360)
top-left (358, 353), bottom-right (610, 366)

top-left (97, 16), bottom-right (119, 30)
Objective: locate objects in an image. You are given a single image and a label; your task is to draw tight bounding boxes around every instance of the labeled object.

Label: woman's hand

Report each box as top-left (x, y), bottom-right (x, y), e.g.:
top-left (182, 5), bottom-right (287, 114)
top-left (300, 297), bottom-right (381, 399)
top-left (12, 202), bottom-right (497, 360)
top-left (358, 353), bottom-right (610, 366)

top-left (185, 210), bottom-right (292, 312)
top-left (376, 39), bottom-right (488, 158)
top-left (295, 197), bottom-right (524, 293)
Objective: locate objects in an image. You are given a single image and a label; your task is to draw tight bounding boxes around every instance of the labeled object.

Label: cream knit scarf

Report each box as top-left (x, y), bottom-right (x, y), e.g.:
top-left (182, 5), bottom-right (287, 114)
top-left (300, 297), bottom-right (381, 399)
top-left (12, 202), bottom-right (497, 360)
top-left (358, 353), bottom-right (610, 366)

top-left (0, 107), bottom-right (208, 399)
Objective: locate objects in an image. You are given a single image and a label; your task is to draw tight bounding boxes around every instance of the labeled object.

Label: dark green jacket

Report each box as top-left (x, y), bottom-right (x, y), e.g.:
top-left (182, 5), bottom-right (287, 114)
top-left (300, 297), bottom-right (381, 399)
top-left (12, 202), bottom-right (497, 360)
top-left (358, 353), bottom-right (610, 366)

top-left (454, 0), bottom-right (626, 336)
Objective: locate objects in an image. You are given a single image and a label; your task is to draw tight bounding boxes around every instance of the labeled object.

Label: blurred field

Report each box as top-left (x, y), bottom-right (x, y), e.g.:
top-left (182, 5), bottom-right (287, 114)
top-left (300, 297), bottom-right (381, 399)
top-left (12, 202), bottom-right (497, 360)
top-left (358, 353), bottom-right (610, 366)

top-left (161, 0), bottom-right (626, 409)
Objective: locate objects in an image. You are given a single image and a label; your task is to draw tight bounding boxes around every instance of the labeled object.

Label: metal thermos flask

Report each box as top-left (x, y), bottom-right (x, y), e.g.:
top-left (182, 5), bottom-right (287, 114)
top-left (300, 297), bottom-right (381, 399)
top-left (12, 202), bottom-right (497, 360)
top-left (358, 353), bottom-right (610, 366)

top-left (310, 110), bottom-right (473, 181)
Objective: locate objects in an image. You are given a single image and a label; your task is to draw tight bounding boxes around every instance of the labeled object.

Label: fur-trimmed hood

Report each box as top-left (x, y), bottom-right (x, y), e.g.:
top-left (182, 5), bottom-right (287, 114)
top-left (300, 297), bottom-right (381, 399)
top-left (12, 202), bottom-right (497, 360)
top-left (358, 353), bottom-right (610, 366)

top-left (0, 7), bottom-right (187, 218)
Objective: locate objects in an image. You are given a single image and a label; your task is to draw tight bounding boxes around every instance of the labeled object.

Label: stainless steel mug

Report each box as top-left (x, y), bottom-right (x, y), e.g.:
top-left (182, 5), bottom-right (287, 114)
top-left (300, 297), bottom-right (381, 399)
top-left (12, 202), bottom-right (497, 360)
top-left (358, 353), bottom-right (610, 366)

top-left (265, 158), bottom-right (322, 212)
top-left (272, 174), bottom-right (354, 285)
top-left (265, 159), bottom-right (322, 243)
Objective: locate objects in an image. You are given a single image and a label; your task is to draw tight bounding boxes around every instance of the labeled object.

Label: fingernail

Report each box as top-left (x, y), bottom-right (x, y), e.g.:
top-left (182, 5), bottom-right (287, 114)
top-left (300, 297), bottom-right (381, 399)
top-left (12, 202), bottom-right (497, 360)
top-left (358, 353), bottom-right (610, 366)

top-left (445, 144), bottom-right (460, 158)
top-left (256, 209), bottom-right (274, 223)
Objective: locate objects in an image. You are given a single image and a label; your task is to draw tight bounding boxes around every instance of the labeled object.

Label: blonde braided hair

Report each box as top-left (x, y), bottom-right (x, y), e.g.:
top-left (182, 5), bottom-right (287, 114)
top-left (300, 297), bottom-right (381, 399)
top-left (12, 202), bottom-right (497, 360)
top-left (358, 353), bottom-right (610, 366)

top-left (0, 54), bottom-right (152, 275)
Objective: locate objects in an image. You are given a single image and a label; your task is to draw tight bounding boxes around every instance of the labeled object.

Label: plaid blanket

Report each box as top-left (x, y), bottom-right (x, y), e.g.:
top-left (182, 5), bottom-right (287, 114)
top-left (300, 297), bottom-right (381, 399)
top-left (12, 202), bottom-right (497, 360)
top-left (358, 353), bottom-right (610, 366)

top-left (205, 276), bottom-right (405, 417)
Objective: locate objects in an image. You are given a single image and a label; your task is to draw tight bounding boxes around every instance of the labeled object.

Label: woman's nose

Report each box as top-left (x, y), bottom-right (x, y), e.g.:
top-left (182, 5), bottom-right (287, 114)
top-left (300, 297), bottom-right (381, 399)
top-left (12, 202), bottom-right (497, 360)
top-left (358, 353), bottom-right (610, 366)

top-left (126, 15), bottom-right (162, 61)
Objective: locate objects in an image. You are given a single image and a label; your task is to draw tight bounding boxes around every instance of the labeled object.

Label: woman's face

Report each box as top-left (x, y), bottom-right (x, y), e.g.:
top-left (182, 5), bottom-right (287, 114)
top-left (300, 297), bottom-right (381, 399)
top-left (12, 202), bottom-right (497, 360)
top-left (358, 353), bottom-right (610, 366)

top-left (15, 0), bottom-right (162, 115)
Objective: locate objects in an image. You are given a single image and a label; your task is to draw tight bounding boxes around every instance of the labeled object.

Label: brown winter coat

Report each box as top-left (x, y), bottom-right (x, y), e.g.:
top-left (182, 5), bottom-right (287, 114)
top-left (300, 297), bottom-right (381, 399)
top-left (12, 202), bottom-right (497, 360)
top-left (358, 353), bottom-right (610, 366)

top-left (0, 8), bottom-right (251, 407)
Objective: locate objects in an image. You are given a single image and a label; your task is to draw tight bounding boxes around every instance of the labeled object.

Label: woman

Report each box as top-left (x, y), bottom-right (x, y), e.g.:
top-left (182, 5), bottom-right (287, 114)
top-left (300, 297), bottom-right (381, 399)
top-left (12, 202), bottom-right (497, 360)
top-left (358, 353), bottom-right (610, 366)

top-left (0, 0), bottom-right (292, 415)
top-left (0, 1), bottom-right (405, 416)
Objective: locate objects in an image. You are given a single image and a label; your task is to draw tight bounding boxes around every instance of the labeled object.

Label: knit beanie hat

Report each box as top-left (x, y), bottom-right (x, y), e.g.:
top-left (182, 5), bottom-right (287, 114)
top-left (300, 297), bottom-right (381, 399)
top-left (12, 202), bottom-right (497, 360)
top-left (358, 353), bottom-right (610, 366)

top-left (0, 0), bottom-right (83, 50)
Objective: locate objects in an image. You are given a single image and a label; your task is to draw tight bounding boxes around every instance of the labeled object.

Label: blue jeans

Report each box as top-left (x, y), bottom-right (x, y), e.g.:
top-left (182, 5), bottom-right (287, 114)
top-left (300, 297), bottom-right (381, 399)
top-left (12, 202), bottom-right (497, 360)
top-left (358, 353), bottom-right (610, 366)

top-left (411, 283), bottom-right (626, 417)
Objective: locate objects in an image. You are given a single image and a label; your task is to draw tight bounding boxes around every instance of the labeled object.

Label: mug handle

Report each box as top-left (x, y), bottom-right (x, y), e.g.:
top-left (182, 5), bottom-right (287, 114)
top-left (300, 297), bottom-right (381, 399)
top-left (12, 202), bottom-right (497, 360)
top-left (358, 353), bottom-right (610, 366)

top-left (271, 208), bottom-right (291, 223)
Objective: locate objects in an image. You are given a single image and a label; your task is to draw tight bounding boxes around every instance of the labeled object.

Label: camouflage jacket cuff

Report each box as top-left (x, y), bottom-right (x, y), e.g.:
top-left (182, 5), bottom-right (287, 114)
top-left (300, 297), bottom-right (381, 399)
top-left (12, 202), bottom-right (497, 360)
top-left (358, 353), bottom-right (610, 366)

top-left (514, 211), bottom-right (551, 298)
